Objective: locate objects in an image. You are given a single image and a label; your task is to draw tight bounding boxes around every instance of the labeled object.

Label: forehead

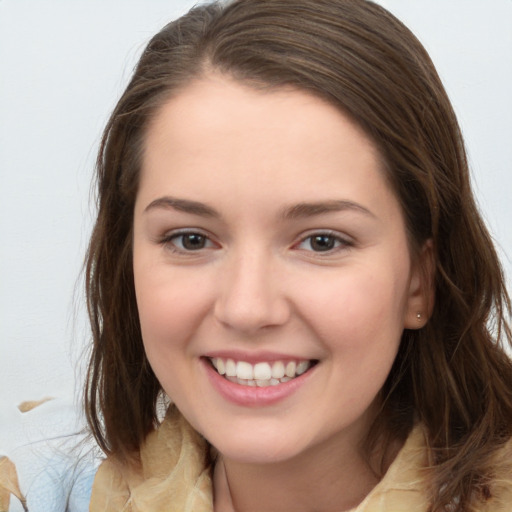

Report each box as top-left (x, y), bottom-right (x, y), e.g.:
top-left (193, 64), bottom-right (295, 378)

top-left (137, 74), bottom-right (400, 219)
top-left (144, 75), bottom-right (380, 169)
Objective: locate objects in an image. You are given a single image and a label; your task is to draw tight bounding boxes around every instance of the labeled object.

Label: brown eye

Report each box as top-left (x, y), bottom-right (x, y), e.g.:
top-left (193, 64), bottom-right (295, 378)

top-left (296, 232), bottom-right (351, 254)
top-left (309, 235), bottom-right (337, 252)
top-left (176, 233), bottom-right (208, 250)
top-left (184, 234), bottom-right (207, 250)
top-left (163, 231), bottom-right (215, 252)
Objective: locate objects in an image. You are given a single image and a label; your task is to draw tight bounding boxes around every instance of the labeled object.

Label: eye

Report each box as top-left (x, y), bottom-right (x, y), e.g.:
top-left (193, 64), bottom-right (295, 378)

top-left (162, 231), bottom-right (216, 252)
top-left (296, 232), bottom-right (351, 253)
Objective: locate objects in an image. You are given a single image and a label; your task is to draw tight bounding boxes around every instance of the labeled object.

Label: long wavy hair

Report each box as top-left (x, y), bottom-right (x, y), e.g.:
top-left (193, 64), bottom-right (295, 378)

top-left (84, 1), bottom-right (512, 510)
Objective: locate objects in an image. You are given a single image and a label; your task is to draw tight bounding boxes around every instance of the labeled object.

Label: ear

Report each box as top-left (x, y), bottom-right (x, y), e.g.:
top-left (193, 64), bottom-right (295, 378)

top-left (404, 239), bottom-right (435, 329)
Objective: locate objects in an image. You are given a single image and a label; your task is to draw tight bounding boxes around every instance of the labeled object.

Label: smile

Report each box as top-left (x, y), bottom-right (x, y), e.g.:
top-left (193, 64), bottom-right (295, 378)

top-left (208, 357), bottom-right (316, 387)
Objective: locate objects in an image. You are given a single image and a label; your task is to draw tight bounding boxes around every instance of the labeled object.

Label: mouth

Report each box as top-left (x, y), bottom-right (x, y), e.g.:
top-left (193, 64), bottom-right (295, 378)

top-left (206, 357), bottom-right (318, 387)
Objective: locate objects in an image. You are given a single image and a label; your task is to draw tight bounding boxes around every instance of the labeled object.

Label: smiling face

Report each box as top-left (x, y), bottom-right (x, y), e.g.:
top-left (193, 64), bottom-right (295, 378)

top-left (132, 74), bottom-right (427, 466)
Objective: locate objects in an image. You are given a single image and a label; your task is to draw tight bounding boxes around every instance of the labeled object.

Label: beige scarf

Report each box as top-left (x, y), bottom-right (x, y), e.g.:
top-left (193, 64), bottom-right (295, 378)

top-left (3, 404), bottom-right (511, 511)
top-left (89, 407), bottom-right (512, 512)
top-left (3, 403), bottom-right (511, 510)
top-left (90, 407), bottom-right (432, 512)
top-left (90, 407), bottom-right (212, 512)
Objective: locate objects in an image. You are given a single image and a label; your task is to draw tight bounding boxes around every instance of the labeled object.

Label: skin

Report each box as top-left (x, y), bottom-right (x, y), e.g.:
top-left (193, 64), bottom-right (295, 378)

top-left (132, 74), bottom-right (430, 511)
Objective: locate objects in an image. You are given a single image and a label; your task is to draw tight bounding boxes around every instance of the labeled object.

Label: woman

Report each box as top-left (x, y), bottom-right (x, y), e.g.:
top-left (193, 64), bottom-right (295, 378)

top-left (16, 0), bottom-right (511, 510)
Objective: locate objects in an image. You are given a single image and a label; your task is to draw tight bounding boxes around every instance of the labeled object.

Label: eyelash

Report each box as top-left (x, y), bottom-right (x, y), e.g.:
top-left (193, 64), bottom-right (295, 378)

top-left (159, 230), bottom-right (352, 255)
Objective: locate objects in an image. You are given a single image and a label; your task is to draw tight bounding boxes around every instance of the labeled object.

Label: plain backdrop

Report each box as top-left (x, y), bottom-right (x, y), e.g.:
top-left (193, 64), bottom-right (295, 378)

top-left (1, 0), bottom-right (511, 410)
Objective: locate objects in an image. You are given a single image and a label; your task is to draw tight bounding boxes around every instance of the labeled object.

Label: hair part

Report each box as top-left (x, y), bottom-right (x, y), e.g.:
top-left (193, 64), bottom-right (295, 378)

top-left (84, 1), bottom-right (512, 510)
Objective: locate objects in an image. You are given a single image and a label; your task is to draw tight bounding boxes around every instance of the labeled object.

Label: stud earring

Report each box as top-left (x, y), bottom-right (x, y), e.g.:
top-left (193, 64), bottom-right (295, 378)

top-left (416, 312), bottom-right (422, 321)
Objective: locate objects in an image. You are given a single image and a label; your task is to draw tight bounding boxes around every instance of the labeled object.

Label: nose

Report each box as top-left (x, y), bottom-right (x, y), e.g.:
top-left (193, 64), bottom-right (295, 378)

top-left (213, 249), bottom-right (290, 334)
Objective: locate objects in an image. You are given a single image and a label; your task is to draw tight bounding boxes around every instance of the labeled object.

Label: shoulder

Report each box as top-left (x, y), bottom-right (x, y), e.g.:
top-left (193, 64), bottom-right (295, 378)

top-left (0, 398), bottom-right (101, 512)
top-left (354, 426), bottom-right (512, 512)
top-left (484, 436), bottom-right (512, 511)
top-left (90, 406), bottom-right (213, 512)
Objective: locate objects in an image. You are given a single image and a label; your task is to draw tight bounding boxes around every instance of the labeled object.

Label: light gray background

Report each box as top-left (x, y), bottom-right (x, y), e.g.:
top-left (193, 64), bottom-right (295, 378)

top-left (1, 0), bottom-right (511, 408)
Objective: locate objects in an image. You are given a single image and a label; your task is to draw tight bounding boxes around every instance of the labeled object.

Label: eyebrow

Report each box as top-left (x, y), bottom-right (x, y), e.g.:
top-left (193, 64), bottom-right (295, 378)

top-left (144, 196), bottom-right (375, 220)
top-left (144, 197), bottom-right (220, 218)
top-left (281, 200), bottom-right (375, 219)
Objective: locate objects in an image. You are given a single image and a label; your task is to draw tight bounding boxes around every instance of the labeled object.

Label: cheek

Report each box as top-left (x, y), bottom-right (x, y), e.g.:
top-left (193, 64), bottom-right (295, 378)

top-left (133, 261), bottom-right (212, 357)
top-left (133, 264), bottom-right (213, 402)
top-left (296, 262), bottom-right (410, 351)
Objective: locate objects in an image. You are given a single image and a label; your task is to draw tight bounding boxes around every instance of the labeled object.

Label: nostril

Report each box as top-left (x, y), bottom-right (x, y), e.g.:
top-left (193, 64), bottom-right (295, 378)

top-left (213, 294), bottom-right (290, 333)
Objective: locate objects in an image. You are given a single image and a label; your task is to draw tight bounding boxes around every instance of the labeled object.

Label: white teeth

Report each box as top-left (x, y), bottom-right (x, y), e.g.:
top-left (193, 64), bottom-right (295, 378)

top-left (236, 361), bottom-right (253, 380)
top-left (296, 361), bottom-right (310, 375)
top-left (210, 357), bottom-right (315, 386)
top-left (216, 358), bottom-right (226, 375)
top-left (285, 361), bottom-right (296, 378)
top-left (253, 362), bottom-right (272, 380)
top-left (225, 359), bottom-right (237, 377)
top-left (271, 361), bottom-right (285, 379)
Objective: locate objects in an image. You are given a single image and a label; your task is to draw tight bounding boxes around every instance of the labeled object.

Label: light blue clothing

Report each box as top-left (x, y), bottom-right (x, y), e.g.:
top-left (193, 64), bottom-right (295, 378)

top-left (0, 398), bottom-right (100, 511)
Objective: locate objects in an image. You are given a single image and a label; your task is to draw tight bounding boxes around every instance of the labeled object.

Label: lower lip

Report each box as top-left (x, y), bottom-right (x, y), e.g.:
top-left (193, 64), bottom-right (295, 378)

top-left (202, 359), bottom-right (315, 407)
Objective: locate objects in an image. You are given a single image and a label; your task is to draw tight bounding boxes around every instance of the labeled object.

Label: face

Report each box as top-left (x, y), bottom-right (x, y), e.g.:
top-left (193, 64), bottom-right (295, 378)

top-left (132, 74), bottom-right (427, 465)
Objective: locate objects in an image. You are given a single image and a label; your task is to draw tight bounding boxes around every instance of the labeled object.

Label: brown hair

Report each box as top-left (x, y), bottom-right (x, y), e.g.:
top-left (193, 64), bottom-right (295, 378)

top-left (85, 1), bottom-right (512, 510)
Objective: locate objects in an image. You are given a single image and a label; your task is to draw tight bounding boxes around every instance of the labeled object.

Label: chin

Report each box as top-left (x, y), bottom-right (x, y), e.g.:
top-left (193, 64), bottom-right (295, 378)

top-left (208, 431), bottom-right (305, 465)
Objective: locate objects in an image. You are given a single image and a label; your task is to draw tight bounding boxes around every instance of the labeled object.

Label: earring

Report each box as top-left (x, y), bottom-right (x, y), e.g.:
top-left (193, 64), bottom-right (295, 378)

top-left (416, 312), bottom-right (422, 321)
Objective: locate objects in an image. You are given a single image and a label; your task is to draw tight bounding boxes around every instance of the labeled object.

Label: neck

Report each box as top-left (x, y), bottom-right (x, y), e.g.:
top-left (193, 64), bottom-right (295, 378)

top-left (213, 427), bottom-right (385, 512)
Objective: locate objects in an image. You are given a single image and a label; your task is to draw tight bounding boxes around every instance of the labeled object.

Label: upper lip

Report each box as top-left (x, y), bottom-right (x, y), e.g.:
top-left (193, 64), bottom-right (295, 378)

top-left (203, 350), bottom-right (316, 364)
